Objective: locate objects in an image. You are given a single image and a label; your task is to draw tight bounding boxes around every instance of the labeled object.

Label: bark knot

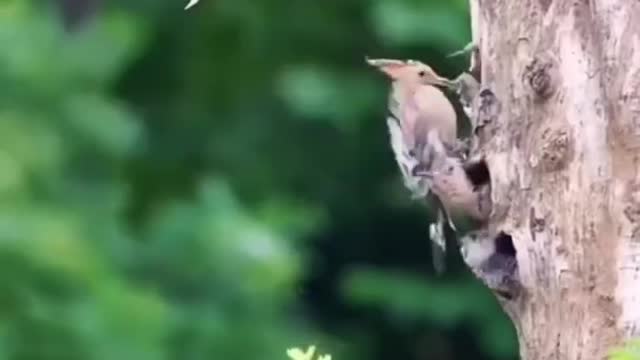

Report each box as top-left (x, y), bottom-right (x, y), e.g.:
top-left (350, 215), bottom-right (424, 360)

top-left (523, 56), bottom-right (557, 100)
top-left (623, 203), bottom-right (640, 223)
top-left (474, 88), bottom-right (501, 140)
top-left (539, 128), bottom-right (572, 172)
top-left (529, 207), bottom-right (546, 233)
top-left (624, 185), bottom-right (640, 241)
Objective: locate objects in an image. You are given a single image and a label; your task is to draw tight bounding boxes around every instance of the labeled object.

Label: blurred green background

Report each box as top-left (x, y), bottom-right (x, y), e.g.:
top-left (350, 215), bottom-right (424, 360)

top-left (0, 0), bottom-right (517, 359)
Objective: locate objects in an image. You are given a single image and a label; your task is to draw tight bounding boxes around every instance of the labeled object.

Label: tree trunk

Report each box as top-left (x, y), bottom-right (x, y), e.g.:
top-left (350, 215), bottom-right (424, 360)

top-left (469, 0), bottom-right (640, 358)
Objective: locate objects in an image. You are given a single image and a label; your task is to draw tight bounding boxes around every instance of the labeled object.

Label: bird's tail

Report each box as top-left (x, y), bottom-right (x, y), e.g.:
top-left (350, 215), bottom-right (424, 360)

top-left (428, 193), bottom-right (458, 274)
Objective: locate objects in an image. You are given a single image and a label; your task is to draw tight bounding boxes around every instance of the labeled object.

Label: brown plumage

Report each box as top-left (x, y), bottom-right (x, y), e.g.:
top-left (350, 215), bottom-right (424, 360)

top-left (367, 58), bottom-right (457, 152)
top-left (367, 58), bottom-right (470, 274)
top-left (416, 130), bottom-right (491, 223)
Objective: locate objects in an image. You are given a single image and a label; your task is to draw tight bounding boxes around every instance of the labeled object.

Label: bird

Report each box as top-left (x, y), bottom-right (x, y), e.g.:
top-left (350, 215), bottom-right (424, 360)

top-left (459, 229), bottom-right (519, 298)
top-left (413, 129), bottom-right (492, 273)
top-left (413, 130), bottom-right (491, 225)
top-left (367, 58), bottom-right (467, 273)
top-left (366, 58), bottom-right (459, 199)
top-left (367, 58), bottom-right (457, 151)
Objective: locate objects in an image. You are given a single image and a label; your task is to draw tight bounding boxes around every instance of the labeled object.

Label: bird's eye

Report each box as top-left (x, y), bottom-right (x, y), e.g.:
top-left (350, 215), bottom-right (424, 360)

top-left (418, 71), bottom-right (426, 77)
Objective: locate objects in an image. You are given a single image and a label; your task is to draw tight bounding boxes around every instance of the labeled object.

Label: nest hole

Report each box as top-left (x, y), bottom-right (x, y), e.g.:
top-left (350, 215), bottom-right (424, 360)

top-left (464, 159), bottom-right (490, 187)
top-left (495, 232), bottom-right (516, 257)
top-left (492, 232), bottom-right (519, 300)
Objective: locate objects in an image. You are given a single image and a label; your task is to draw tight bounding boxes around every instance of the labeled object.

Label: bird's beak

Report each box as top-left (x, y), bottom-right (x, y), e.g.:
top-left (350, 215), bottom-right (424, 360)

top-left (433, 76), bottom-right (455, 89)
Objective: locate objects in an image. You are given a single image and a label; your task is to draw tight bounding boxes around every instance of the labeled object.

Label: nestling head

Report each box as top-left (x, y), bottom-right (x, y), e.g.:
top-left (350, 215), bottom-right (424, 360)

top-left (366, 58), bottom-right (450, 87)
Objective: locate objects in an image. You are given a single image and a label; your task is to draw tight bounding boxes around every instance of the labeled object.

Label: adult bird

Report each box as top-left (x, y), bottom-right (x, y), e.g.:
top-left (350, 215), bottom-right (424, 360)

top-left (367, 58), bottom-right (461, 273)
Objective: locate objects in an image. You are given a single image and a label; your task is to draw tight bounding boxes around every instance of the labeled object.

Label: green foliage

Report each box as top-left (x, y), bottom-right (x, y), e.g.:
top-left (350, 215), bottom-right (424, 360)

top-left (610, 340), bottom-right (640, 360)
top-left (287, 345), bottom-right (332, 360)
top-left (0, 0), bottom-right (517, 359)
top-left (343, 268), bottom-right (518, 358)
top-left (370, 0), bottom-right (469, 48)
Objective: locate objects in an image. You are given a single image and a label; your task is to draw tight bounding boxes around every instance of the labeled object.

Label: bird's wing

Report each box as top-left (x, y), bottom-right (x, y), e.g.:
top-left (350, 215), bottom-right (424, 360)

top-left (386, 117), bottom-right (428, 198)
top-left (389, 83), bottom-right (419, 151)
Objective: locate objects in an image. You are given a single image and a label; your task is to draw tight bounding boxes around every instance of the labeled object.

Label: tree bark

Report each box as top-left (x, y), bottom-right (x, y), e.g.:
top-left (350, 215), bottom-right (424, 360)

top-left (469, 0), bottom-right (640, 358)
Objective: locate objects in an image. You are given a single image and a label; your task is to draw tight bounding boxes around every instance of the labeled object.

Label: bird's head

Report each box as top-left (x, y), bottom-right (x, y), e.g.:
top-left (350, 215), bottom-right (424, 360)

top-left (366, 58), bottom-right (451, 87)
